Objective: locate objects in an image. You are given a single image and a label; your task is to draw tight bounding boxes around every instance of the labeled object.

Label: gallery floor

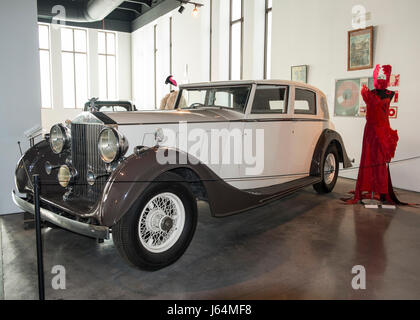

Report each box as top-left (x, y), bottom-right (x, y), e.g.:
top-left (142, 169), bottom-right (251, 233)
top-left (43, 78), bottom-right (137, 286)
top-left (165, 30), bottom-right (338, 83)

top-left (1, 178), bottom-right (420, 300)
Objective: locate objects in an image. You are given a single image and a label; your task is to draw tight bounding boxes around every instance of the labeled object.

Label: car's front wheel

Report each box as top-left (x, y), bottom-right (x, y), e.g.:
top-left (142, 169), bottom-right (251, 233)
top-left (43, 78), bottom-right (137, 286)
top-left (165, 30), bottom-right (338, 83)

top-left (313, 144), bottom-right (339, 194)
top-left (112, 172), bottom-right (197, 271)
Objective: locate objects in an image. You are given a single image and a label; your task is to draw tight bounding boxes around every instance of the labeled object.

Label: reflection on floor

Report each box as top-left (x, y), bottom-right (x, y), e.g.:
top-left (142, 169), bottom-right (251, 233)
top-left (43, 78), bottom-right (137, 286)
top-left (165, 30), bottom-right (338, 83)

top-left (1, 178), bottom-right (420, 300)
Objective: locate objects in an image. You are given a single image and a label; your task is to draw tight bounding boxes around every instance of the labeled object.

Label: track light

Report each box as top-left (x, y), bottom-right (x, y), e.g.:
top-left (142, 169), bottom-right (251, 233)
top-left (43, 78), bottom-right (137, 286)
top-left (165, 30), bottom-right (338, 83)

top-left (178, 1), bottom-right (203, 16)
top-left (192, 5), bottom-right (199, 17)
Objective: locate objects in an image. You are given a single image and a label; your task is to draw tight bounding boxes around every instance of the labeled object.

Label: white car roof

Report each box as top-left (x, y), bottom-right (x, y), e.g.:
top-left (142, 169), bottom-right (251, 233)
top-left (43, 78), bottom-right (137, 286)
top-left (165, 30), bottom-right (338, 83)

top-left (180, 80), bottom-right (323, 95)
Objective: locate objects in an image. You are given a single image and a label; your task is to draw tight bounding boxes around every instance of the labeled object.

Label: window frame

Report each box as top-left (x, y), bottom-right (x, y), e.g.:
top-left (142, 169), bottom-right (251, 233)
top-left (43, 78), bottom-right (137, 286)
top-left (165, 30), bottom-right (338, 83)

top-left (294, 88), bottom-right (317, 116)
top-left (320, 95), bottom-right (330, 119)
top-left (229, 0), bottom-right (244, 80)
top-left (264, 0), bottom-right (273, 80)
top-left (176, 85), bottom-right (252, 114)
top-left (98, 30), bottom-right (117, 100)
top-left (251, 85), bottom-right (289, 115)
top-left (38, 23), bottom-right (52, 109)
top-left (60, 26), bottom-right (89, 109)
top-left (209, 0), bottom-right (213, 81)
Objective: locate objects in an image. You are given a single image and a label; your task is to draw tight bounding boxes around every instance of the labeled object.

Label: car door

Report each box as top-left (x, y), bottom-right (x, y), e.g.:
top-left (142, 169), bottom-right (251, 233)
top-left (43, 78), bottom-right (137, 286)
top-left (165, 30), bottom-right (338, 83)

top-left (289, 87), bottom-right (327, 177)
top-left (237, 84), bottom-right (295, 190)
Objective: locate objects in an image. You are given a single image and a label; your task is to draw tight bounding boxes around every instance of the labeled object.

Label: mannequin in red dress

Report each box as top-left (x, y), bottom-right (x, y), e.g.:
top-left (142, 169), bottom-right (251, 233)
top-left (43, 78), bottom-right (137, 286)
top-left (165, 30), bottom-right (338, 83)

top-left (346, 64), bottom-right (401, 204)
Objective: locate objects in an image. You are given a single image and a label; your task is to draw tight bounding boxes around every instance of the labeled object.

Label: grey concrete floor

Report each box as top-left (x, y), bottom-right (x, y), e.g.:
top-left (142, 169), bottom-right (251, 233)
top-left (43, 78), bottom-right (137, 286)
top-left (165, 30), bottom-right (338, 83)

top-left (1, 178), bottom-right (420, 300)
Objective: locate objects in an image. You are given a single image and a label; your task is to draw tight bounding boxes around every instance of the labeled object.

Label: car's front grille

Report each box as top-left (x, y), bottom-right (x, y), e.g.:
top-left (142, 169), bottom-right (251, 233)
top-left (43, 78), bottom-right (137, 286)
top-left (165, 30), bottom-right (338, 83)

top-left (71, 123), bottom-right (108, 202)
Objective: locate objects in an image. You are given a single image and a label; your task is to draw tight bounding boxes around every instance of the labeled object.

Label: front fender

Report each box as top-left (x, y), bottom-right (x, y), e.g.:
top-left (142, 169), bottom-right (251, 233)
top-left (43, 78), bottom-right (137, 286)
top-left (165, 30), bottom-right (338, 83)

top-left (310, 129), bottom-right (352, 177)
top-left (15, 140), bottom-right (65, 194)
top-left (97, 147), bottom-right (216, 226)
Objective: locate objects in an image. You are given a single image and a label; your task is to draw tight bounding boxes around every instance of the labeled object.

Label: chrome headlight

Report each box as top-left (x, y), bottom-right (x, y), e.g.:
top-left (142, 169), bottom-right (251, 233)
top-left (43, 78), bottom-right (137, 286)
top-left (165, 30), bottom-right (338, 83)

top-left (50, 124), bottom-right (70, 154)
top-left (98, 127), bottom-right (128, 164)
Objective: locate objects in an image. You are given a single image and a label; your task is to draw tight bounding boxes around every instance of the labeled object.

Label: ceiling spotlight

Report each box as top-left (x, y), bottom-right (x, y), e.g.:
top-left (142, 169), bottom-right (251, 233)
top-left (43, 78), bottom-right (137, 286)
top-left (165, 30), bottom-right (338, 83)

top-left (192, 5), bottom-right (199, 17)
top-left (178, 5), bottom-right (185, 14)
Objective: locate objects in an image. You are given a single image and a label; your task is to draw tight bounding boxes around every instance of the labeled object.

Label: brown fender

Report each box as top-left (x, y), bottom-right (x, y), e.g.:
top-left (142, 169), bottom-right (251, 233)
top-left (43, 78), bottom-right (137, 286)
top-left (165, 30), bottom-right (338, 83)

top-left (97, 147), bottom-right (291, 227)
top-left (15, 140), bottom-right (65, 195)
top-left (310, 129), bottom-right (352, 177)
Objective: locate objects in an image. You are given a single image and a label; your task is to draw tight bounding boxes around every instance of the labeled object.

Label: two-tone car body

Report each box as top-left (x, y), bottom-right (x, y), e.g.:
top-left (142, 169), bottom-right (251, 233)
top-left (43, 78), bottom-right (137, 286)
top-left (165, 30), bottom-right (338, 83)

top-left (13, 80), bottom-right (351, 270)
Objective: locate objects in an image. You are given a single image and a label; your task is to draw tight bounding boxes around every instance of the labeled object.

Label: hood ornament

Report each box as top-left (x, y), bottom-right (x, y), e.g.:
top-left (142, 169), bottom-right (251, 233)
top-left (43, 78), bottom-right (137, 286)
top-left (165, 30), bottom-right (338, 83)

top-left (88, 97), bottom-right (99, 112)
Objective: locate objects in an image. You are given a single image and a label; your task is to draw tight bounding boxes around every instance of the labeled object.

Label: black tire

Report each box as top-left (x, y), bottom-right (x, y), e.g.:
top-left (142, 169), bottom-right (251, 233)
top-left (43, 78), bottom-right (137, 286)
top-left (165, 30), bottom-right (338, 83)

top-left (313, 144), bottom-right (339, 194)
top-left (112, 172), bottom-right (197, 271)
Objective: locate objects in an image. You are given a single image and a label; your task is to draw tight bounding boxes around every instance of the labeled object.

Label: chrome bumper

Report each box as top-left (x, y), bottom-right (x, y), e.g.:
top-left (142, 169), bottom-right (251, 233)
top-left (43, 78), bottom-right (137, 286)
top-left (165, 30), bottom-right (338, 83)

top-left (12, 191), bottom-right (109, 240)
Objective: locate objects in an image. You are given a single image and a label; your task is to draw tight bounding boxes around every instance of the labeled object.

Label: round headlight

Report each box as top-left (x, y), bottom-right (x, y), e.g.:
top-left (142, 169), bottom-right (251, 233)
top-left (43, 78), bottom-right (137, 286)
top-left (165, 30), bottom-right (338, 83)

top-left (50, 124), bottom-right (70, 154)
top-left (98, 128), bottom-right (128, 164)
top-left (58, 165), bottom-right (72, 188)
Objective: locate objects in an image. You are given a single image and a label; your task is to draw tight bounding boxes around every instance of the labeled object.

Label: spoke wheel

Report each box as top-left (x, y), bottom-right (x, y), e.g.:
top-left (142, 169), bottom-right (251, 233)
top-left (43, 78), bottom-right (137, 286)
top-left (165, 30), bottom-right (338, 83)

top-left (313, 145), bottom-right (339, 194)
top-left (139, 193), bottom-right (185, 254)
top-left (112, 172), bottom-right (197, 271)
top-left (324, 153), bottom-right (337, 185)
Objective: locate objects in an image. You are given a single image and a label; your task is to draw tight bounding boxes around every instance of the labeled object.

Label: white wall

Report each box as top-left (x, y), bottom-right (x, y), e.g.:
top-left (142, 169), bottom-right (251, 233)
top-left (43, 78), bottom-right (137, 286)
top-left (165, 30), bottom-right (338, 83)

top-left (41, 27), bottom-right (132, 130)
top-left (132, 1), bottom-right (212, 110)
top-left (0, 0), bottom-right (42, 214)
top-left (243, 0), bottom-right (265, 80)
top-left (211, 0), bottom-right (230, 81)
top-left (271, 0), bottom-right (420, 192)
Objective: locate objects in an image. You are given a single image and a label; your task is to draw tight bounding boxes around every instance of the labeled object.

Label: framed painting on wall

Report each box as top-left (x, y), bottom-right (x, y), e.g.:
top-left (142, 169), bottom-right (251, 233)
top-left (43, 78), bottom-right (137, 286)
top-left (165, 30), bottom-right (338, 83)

top-left (348, 26), bottom-right (374, 71)
top-left (291, 65), bottom-right (308, 83)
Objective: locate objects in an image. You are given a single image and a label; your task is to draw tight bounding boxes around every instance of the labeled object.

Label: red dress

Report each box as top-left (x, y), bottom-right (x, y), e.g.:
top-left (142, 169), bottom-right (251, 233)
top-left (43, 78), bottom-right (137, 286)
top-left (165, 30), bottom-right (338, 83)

top-left (348, 86), bottom-right (399, 203)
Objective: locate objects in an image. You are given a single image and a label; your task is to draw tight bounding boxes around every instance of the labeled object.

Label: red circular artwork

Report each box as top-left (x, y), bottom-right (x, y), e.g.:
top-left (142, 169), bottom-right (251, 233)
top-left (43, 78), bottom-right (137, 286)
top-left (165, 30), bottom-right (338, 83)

top-left (336, 81), bottom-right (359, 108)
top-left (389, 108), bottom-right (396, 117)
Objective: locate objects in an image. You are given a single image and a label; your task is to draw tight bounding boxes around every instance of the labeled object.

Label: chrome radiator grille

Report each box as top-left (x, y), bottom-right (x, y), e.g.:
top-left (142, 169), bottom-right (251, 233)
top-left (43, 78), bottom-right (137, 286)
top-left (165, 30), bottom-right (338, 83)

top-left (71, 123), bottom-right (107, 201)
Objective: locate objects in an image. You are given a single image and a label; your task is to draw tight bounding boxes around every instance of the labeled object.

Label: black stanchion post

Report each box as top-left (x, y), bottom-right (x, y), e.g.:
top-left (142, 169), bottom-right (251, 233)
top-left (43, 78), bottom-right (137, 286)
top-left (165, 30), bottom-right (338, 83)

top-left (33, 174), bottom-right (45, 300)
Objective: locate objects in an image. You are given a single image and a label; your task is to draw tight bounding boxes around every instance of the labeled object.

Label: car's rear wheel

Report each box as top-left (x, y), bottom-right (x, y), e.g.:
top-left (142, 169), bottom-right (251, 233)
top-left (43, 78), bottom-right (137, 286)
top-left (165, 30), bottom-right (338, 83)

top-left (112, 172), bottom-right (197, 271)
top-left (313, 145), bottom-right (339, 194)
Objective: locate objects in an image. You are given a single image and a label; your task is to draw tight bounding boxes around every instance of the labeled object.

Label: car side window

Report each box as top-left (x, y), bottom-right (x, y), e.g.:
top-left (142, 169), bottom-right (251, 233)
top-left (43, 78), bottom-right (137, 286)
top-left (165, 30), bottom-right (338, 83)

top-left (251, 86), bottom-right (288, 114)
top-left (294, 89), bottom-right (316, 115)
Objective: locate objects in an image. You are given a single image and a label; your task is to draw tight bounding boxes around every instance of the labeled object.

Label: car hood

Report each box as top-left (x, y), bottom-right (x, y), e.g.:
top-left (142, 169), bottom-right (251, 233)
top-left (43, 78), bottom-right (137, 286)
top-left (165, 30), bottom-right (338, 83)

top-left (100, 108), bottom-right (244, 125)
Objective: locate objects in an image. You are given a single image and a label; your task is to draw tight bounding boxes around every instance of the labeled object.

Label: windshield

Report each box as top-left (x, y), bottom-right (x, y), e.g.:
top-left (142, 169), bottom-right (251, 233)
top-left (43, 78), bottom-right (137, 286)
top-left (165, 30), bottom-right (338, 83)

top-left (177, 85), bottom-right (252, 113)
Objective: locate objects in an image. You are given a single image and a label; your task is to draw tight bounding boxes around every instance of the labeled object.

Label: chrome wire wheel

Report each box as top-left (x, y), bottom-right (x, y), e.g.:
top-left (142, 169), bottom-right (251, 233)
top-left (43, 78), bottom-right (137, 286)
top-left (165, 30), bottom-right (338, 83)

top-left (324, 153), bottom-right (337, 185)
top-left (138, 192), bottom-right (185, 254)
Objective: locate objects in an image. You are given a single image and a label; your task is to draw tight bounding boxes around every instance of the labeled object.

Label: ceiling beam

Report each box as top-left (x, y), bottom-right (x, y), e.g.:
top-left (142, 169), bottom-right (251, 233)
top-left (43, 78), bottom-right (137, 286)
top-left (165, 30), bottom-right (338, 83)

top-left (132, 0), bottom-right (180, 31)
top-left (124, 0), bottom-right (152, 7)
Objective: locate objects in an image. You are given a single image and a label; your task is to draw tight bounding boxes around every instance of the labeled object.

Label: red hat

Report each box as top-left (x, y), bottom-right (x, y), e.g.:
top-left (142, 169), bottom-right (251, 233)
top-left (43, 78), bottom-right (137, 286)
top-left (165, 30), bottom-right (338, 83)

top-left (165, 75), bottom-right (177, 87)
top-left (373, 64), bottom-right (392, 90)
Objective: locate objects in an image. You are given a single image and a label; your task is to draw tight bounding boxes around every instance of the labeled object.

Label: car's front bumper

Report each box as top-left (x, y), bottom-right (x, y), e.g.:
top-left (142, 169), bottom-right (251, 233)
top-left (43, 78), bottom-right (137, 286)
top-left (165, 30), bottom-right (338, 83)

top-left (12, 190), bottom-right (110, 240)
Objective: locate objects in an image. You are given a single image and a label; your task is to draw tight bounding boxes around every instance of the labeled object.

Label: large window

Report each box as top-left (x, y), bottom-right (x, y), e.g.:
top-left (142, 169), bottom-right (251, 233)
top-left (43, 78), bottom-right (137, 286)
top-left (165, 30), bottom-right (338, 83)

top-left (294, 89), bottom-right (317, 115)
top-left (61, 27), bottom-right (88, 108)
top-left (98, 31), bottom-right (117, 100)
top-left (252, 85), bottom-right (288, 114)
top-left (264, 0), bottom-right (273, 79)
top-left (38, 24), bottom-right (52, 108)
top-left (179, 86), bottom-right (251, 113)
top-left (229, 0), bottom-right (243, 80)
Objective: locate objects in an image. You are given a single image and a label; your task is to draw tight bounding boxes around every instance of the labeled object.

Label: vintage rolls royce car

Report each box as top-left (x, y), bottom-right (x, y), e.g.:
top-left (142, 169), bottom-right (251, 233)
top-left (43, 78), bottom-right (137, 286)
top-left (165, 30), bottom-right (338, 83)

top-left (13, 80), bottom-right (352, 270)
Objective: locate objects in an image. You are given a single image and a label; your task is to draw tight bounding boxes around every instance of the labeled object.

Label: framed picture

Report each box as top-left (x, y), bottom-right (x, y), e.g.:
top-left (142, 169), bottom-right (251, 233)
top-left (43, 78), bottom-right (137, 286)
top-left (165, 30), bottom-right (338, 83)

top-left (291, 65), bottom-right (308, 83)
top-left (348, 26), bottom-right (374, 71)
top-left (334, 77), bottom-right (374, 117)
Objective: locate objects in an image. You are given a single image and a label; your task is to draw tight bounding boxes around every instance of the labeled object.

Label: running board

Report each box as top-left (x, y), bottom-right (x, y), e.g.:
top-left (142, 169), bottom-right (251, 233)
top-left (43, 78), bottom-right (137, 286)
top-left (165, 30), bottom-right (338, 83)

top-left (246, 176), bottom-right (322, 204)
